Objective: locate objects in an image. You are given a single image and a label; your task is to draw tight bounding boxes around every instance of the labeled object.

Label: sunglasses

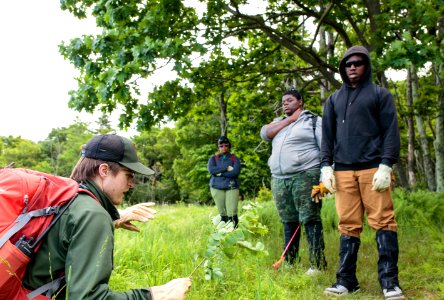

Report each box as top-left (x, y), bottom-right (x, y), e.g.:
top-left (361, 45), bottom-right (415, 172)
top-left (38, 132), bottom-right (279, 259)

top-left (345, 60), bottom-right (365, 68)
top-left (219, 143), bottom-right (230, 148)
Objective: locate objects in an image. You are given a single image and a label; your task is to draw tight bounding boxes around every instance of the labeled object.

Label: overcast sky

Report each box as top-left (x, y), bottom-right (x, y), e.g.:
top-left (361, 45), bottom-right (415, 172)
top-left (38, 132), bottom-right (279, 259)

top-left (0, 1), bottom-right (164, 142)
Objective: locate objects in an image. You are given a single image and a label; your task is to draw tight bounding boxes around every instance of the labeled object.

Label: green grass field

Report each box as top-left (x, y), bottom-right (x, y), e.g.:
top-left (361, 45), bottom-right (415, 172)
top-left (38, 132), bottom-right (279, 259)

top-left (110, 190), bottom-right (444, 299)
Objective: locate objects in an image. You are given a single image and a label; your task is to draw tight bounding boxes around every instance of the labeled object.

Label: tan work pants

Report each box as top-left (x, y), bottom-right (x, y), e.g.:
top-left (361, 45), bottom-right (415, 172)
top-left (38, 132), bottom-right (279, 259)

top-left (335, 168), bottom-right (397, 237)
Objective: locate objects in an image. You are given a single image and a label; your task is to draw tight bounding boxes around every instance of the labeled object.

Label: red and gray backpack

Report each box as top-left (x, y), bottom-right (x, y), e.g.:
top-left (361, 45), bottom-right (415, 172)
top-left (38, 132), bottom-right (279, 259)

top-left (0, 168), bottom-right (96, 300)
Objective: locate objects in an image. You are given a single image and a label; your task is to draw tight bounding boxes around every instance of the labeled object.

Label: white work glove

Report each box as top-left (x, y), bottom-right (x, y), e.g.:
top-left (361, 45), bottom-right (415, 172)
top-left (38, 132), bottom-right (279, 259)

top-left (114, 202), bottom-right (157, 232)
top-left (320, 166), bottom-right (336, 193)
top-left (227, 166), bottom-right (233, 171)
top-left (150, 277), bottom-right (192, 300)
top-left (372, 164), bottom-right (392, 192)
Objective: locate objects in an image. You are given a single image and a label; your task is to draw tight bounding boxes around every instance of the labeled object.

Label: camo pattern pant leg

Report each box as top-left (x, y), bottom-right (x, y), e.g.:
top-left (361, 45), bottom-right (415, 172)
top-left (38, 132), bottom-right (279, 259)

top-left (271, 169), bottom-right (321, 224)
top-left (272, 169), bottom-right (325, 266)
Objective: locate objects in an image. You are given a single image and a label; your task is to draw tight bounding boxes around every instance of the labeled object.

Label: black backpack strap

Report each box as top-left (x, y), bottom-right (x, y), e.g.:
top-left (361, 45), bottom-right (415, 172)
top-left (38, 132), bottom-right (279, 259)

top-left (308, 113), bottom-right (319, 150)
top-left (312, 115), bottom-right (317, 139)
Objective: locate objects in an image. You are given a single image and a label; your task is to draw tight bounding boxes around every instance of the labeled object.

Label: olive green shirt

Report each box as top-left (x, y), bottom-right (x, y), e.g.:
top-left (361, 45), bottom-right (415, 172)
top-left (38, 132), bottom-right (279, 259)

top-left (23, 180), bottom-right (151, 299)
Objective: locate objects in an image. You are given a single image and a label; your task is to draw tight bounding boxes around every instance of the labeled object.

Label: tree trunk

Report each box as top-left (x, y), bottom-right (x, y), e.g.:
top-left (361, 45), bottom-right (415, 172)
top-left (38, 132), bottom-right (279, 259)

top-left (214, 92), bottom-right (228, 136)
top-left (406, 68), bottom-right (417, 188)
top-left (411, 64), bottom-right (436, 190)
top-left (434, 15), bottom-right (444, 192)
top-left (393, 162), bottom-right (410, 190)
top-left (318, 16), bottom-right (327, 106)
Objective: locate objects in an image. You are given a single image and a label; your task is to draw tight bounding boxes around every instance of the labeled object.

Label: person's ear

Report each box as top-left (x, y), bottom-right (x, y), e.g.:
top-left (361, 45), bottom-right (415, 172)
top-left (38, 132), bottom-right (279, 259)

top-left (98, 163), bottom-right (109, 177)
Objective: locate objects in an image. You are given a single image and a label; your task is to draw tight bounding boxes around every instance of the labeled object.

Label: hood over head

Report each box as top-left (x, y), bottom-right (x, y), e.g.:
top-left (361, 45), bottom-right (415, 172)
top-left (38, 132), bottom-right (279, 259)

top-left (339, 45), bottom-right (372, 87)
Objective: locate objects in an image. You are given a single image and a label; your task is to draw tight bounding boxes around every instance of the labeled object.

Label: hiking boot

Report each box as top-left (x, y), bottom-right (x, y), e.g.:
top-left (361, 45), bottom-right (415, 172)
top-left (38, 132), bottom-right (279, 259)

top-left (324, 283), bottom-right (360, 297)
top-left (383, 286), bottom-right (404, 300)
top-left (305, 267), bottom-right (321, 276)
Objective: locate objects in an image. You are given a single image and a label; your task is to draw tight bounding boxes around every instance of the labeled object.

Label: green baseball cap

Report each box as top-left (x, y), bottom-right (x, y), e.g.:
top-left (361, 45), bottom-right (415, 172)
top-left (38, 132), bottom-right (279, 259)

top-left (82, 134), bottom-right (155, 176)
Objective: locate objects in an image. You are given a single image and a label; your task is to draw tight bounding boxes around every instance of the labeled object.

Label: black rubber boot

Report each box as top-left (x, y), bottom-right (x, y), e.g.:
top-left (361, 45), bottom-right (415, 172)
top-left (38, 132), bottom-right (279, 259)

top-left (336, 235), bottom-right (360, 291)
top-left (221, 215), bottom-right (229, 223)
top-left (227, 215), bottom-right (239, 228)
top-left (283, 222), bottom-right (301, 264)
top-left (233, 215), bottom-right (239, 228)
top-left (305, 221), bottom-right (327, 270)
top-left (376, 230), bottom-right (400, 290)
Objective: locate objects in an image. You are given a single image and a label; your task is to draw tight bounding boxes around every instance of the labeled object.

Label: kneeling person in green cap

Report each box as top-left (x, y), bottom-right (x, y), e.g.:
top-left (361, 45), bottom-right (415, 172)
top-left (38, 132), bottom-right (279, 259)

top-left (23, 134), bottom-right (191, 300)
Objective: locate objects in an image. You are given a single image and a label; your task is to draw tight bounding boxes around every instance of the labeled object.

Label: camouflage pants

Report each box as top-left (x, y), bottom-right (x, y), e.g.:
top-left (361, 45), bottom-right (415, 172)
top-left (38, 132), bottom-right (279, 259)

top-left (271, 168), bottom-right (322, 224)
top-left (272, 169), bottom-right (326, 268)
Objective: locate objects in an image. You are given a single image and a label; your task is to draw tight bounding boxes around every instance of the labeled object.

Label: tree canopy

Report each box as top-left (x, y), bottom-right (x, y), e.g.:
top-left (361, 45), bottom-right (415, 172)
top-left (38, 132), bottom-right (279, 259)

top-left (2, 1), bottom-right (442, 201)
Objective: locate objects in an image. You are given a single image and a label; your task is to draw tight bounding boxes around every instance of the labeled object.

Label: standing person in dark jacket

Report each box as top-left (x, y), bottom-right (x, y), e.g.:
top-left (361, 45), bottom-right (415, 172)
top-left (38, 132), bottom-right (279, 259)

top-left (260, 88), bottom-right (327, 274)
top-left (23, 134), bottom-right (191, 300)
top-left (207, 136), bottom-right (241, 227)
top-left (321, 46), bottom-right (404, 300)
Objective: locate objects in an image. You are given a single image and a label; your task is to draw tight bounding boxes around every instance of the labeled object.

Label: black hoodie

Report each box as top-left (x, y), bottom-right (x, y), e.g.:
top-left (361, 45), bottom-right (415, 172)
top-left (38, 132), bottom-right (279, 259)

top-left (320, 46), bottom-right (400, 170)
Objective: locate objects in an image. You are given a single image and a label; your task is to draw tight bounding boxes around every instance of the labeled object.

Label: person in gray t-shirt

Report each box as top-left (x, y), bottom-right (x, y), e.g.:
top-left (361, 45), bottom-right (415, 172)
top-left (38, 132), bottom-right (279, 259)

top-left (261, 88), bottom-right (326, 274)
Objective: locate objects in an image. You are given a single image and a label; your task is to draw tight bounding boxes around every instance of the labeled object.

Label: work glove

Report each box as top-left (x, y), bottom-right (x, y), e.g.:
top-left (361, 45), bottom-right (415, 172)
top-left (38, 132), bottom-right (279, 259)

top-left (150, 277), bottom-right (192, 300)
top-left (114, 202), bottom-right (157, 232)
top-left (311, 182), bottom-right (330, 203)
top-left (372, 164), bottom-right (392, 192)
top-left (227, 166), bottom-right (233, 171)
top-left (320, 166), bottom-right (336, 193)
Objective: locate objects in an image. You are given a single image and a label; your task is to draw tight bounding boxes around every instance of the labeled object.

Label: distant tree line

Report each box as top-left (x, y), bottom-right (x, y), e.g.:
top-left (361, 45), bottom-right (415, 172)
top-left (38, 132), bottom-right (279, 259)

top-left (2, 1), bottom-right (443, 202)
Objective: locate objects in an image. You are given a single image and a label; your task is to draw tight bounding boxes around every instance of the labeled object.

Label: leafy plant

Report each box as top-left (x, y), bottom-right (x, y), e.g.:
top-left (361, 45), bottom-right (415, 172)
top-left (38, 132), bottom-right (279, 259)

top-left (191, 202), bottom-right (269, 281)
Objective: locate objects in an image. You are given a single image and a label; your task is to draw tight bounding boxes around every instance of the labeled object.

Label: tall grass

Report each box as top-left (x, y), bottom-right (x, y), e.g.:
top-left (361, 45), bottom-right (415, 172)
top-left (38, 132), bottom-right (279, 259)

top-left (111, 189), bottom-right (443, 299)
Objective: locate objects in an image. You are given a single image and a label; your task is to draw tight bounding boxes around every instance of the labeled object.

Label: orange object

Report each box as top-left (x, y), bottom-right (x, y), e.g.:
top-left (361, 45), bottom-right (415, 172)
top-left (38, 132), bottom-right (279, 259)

top-left (272, 224), bottom-right (301, 271)
top-left (272, 256), bottom-right (285, 270)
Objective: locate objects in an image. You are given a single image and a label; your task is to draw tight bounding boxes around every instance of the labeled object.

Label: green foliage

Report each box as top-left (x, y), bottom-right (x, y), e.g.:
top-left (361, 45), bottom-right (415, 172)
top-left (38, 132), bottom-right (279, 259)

top-left (255, 185), bottom-right (273, 202)
top-left (40, 121), bottom-right (95, 176)
top-left (110, 191), bottom-right (444, 299)
top-left (55, 0), bottom-right (444, 194)
top-left (393, 188), bottom-right (444, 231)
top-left (0, 136), bottom-right (46, 170)
top-left (199, 202), bottom-right (269, 281)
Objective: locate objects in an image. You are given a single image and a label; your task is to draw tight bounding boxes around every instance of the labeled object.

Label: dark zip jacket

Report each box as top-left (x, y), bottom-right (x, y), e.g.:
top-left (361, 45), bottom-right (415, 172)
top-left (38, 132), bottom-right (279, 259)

top-left (207, 153), bottom-right (241, 190)
top-left (320, 46), bottom-right (400, 170)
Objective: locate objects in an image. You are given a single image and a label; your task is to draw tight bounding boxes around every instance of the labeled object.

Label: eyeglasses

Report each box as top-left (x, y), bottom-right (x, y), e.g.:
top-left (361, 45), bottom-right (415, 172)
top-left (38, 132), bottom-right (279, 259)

top-left (219, 143), bottom-right (230, 148)
top-left (345, 60), bottom-right (365, 68)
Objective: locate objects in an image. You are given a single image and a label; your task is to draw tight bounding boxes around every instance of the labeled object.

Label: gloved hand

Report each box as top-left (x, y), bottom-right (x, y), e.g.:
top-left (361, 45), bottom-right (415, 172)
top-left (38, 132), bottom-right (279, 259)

top-left (321, 166), bottom-right (336, 193)
top-left (372, 164), bottom-right (392, 192)
top-left (227, 166), bottom-right (233, 171)
top-left (150, 277), bottom-right (192, 300)
top-left (114, 202), bottom-right (157, 232)
top-left (311, 182), bottom-right (330, 203)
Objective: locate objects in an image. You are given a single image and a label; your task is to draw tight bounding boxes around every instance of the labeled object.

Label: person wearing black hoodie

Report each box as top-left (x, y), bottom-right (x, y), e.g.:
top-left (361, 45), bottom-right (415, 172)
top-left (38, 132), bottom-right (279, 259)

top-left (320, 46), bottom-right (404, 300)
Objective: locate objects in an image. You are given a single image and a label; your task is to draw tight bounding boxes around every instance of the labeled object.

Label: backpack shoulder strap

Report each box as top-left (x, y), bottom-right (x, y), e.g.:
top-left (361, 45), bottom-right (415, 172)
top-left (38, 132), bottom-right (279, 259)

top-left (307, 112), bottom-right (319, 150)
top-left (305, 112), bottom-right (317, 140)
top-left (312, 115), bottom-right (317, 138)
